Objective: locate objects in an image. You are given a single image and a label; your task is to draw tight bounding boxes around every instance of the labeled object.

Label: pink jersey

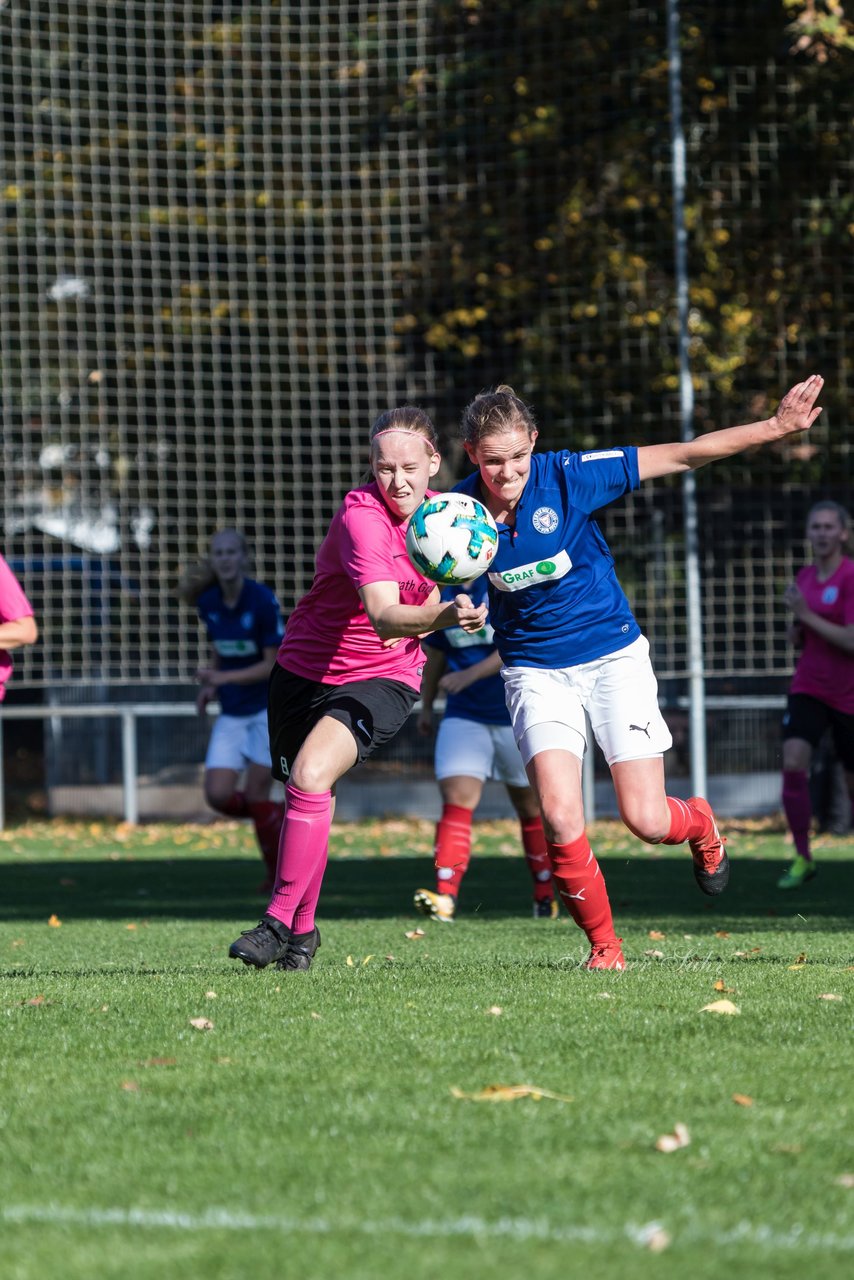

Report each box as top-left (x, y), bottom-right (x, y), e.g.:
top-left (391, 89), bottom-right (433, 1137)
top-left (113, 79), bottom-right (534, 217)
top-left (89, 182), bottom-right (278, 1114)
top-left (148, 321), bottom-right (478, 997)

top-left (0, 554), bottom-right (35, 701)
top-left (279, 483), bottom-right (436, 691)
top-left (790, 557), bottom-right (854, 713)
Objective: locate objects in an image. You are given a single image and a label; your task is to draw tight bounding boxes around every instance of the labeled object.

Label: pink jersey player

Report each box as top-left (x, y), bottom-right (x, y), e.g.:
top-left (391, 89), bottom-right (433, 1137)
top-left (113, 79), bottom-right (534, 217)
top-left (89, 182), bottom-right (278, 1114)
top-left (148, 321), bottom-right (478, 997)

top-left (780, 501), bottom-right (854, 889)
top-left (0, 554), bottom-right (38, 701)
top-left (227, 405), bottom-right (488, 973)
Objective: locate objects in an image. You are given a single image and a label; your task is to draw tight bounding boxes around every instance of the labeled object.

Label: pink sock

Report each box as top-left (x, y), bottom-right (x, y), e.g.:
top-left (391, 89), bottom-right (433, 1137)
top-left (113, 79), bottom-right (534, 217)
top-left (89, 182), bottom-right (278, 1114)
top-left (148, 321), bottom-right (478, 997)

top-left (782, 769), bottom-right (812, 860)
top-left (291, 843), bottom-right (328, 935)
top-left (266, 784), bottom-right (333, 928)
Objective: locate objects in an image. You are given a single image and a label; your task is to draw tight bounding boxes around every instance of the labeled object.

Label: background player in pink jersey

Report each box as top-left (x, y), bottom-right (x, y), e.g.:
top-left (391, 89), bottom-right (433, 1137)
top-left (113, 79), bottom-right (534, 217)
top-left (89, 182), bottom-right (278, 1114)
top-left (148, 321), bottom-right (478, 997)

top-left (779, 500), bottom-right (854, 889)
top-left (0, 554), bottom-right (38, 701)
top-left (228, 406), bottom-right (487, 972)
top-left (178, 529), bottom-right (285, 890)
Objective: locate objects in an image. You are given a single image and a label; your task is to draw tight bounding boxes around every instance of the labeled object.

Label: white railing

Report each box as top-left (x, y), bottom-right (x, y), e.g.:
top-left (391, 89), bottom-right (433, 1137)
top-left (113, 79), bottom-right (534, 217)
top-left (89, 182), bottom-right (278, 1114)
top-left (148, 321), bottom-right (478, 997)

top-left (0, 702), bottom-right (212, 829)
top-left (0, 697), bottom-right (786, 830)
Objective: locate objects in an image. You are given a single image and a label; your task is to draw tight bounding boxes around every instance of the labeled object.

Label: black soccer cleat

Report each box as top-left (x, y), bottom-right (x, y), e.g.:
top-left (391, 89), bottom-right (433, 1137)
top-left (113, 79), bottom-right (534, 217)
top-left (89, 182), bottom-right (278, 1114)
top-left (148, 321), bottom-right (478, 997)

top-left (276, 926), bottom-right (321, 972)
top-left (228, 914), bottom-right (292, 969)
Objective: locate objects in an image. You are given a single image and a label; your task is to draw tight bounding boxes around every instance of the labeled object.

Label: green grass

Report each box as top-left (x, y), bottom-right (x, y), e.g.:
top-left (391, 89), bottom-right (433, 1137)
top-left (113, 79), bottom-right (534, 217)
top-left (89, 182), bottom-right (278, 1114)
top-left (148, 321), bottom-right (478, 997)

top-left (1, 817), bottom-right (852, 1279)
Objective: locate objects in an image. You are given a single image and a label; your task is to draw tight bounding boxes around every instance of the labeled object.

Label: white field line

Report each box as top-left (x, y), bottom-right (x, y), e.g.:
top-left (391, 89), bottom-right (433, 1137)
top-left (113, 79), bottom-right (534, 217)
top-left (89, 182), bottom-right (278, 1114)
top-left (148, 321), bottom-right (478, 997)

top-left (1, 1205), bottom-right (852, 1252)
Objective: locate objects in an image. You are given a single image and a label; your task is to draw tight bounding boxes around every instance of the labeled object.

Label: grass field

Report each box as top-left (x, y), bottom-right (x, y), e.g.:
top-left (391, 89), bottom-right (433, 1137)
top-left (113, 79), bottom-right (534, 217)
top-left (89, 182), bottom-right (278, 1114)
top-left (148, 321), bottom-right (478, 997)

top-left (1, 816), bottom-right (852, 1279)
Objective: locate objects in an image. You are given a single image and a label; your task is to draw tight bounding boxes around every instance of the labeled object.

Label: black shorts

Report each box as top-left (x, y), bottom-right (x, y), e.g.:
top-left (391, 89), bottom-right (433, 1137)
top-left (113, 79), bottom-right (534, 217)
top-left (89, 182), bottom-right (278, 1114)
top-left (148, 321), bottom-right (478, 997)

top-left (782, 693), bottom-right (854, 771)
top-left (268, 663), bottom-right (418, 783)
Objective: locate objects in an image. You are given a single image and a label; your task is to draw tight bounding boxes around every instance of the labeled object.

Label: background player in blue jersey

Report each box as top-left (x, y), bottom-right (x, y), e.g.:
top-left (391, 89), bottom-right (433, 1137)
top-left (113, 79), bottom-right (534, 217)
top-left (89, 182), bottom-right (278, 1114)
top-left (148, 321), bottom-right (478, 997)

top-left (179, 529), bottom-right (285, 889)
top-left (456, 377), bottom-right (824, 970)
top-left (413, 574), bottom-right (556, 923)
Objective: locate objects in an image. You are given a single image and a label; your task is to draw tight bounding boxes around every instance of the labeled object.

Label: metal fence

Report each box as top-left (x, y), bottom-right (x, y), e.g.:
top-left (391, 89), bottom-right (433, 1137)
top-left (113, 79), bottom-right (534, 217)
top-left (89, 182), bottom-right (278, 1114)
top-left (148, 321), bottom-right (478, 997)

top-left (1, 2), bottom-right (851, 819)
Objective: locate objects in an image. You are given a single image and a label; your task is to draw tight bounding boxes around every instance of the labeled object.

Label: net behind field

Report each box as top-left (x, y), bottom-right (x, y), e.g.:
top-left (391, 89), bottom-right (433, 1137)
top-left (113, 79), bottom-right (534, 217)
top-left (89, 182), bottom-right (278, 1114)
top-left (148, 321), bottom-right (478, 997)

top-left (1, 1), bottom-right (851, 692)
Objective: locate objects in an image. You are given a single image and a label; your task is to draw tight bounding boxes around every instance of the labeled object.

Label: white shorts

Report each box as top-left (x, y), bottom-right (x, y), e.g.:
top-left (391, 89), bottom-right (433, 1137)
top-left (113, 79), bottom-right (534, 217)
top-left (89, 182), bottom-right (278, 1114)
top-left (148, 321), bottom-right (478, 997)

top-left (205, 709), bottom-right (272, 771)
top-left (434, 716), bottom-right (529, 787)
top-left (502, 635), bottom-right (672, 768)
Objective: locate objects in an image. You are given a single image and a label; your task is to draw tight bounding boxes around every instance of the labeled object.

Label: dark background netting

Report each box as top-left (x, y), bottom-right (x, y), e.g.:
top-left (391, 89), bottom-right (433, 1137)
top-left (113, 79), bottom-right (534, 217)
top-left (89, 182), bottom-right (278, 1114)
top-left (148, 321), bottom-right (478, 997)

top-left (1, 1), bottom-right (851, 695)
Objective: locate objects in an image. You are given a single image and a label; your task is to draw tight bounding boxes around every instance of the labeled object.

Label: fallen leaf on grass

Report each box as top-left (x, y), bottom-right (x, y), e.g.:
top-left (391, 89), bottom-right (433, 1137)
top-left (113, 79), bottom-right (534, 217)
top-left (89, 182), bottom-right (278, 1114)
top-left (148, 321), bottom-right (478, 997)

top-left (205, 991), bottom-right (217, 999)
top-left (643, 1226), bottom-right (672, 1253)
top-left (701, 999), bottom-right (741, 1015)
top-left (715, 930), bottom-right (731, 939)
top-left (11, 939), bottom-right (24, 948)
top-left (404, 929), bottom-right (425, 940)
top-left (450, 1084), bottom-right (573, 1104)
top-left (818, 993), bottom-right (843, 1001)
top-left (644, 949), bottom-right (665, 959)
top-left (713, 980), bottom-right (736, 993)
top-left (787, 963), bottom-right (805, 971)
top-left (189, 1017), bottom-right (214, 1031)
top-left (47, 914), bottom-right (62, 928)
top-left (732, 1093), bottom-right (754, 1107)
top-left (362, 955), bottom-right (374, 966)
top-left (120, 1080), bottom-right (140, 1092)
top-left (310, 1012), bottom-right (322, 1020)
top-left (655, 1122), bottom-right (690, 1153)
top-left (835, 1173), bottom-right (854, 1188)
top-left (126, 923), bottom-right (138, 931)
top-left (648, 930), bottom-right (666, 940)
top-left (733, 948), bottom-right (762, 957)
top-left (486, 1006), bottom-right (503, 1016)
top-left (25, 995), bottom-right (46, 1006)
top-left (794, 952), bottom-right (807, 964)
top-left (346, 956), bottom-right (355, 967)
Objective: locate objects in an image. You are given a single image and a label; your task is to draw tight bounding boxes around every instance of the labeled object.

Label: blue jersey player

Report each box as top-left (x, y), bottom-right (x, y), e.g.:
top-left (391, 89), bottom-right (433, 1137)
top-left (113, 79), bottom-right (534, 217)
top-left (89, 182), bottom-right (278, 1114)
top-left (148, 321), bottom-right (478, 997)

top-left (413, 572), bottom-right (556, 923)
top-left (456, 378), bottom-right (823, 969)
top-left (182, 529), bottom-right (285, 889)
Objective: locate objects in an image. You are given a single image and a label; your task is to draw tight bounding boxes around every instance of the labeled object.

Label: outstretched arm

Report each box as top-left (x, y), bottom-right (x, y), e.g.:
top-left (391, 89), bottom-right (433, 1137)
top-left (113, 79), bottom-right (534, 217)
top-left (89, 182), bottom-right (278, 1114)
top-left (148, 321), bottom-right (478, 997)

top-left (637, 376), bottom-right (823, 482)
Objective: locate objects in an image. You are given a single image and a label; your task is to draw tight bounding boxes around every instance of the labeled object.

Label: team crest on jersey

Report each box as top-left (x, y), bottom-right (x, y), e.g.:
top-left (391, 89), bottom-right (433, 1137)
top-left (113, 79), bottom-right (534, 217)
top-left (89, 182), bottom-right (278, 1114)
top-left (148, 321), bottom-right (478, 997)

top-left (822, 586), bottom-right (839, 605)
top-left (532, 506), bottom-right (559, 534)
top-left (241, 611), bottom-right (254, 629)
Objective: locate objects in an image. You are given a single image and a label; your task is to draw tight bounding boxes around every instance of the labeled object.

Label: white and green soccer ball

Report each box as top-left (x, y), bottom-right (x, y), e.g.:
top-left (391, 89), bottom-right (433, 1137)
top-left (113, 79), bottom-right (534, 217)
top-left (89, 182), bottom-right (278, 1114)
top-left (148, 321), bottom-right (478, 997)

top-left (405, 492), bottom-right (499, 585)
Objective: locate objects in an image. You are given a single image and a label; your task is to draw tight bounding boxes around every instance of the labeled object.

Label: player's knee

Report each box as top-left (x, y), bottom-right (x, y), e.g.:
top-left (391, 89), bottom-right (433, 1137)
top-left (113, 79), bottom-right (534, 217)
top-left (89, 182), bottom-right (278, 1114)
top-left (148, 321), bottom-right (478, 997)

top-left (619, 801), bottom-right (669, 844)
top-left (539, 798), bottom-right (585, 844)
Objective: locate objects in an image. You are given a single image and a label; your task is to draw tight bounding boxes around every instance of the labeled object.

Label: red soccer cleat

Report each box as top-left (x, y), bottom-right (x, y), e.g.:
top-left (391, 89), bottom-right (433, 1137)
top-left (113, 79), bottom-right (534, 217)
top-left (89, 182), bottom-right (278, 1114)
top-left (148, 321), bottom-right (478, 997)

top-left (687, 796), bottom-right (730, 895)
top-left (583, 938), bottom-right (625, 971)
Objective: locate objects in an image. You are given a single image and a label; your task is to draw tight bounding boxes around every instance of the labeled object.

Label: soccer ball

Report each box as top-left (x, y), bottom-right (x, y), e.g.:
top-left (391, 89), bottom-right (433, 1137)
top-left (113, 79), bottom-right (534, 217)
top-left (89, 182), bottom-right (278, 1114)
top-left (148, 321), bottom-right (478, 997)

top-left (405, 492), bottom-right (499, 585)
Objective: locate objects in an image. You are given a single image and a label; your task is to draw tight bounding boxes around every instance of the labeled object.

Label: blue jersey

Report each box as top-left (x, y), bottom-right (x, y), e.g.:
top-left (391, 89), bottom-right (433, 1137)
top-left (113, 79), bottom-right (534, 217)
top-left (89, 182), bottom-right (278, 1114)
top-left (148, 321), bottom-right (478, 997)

top-left (423, 575), bottom-right (509, 725)
top-left (455, 448), bottom-right (641, 668)
top-left (196, 578), bottom-right (285, 716)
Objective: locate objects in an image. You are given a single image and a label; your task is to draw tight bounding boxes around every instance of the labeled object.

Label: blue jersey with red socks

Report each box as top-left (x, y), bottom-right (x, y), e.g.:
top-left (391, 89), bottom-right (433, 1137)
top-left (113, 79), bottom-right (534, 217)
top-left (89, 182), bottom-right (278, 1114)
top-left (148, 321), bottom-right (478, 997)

top-left (196, 578), bottom-right (284, 716)
top-left (422, 575), bottom-right (509, 725)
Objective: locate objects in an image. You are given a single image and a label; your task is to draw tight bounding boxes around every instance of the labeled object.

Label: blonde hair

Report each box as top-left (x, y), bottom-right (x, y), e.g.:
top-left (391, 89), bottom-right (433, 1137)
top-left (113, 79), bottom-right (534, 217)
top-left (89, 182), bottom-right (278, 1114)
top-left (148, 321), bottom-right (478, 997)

top-left (460, 384), bottom-right (537, 446)
top-left (369, 405), bottom-right (439, 454)
top-left (175, 528), bottom-right (251, 604)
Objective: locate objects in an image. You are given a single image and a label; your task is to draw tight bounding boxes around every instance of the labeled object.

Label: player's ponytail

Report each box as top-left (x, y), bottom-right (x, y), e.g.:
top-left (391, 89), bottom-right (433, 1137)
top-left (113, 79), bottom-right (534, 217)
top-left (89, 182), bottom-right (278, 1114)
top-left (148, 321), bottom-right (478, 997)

top-left (175, 559), bottom-right (216, 605)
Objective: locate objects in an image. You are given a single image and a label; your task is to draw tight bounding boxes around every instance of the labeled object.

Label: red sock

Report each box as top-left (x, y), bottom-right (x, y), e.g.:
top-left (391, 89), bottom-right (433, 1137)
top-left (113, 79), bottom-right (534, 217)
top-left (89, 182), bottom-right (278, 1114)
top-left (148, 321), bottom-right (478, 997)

top-left (266, 784), bottom-right (333, 928)
top-left (249, 800), bottom-right (285, 882)
top-left (434, 804), bottom-right (473, 898)
top-left (782, 769), bottom-right (812, 860)
top-left (520, 815), bottom-right (553, 902)
top-left (547, 834), bottom-right (616, 945)
top-left (214, 789), bottom-right (249, 818)
top-left (656, 796), bottom-right (709, 845)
